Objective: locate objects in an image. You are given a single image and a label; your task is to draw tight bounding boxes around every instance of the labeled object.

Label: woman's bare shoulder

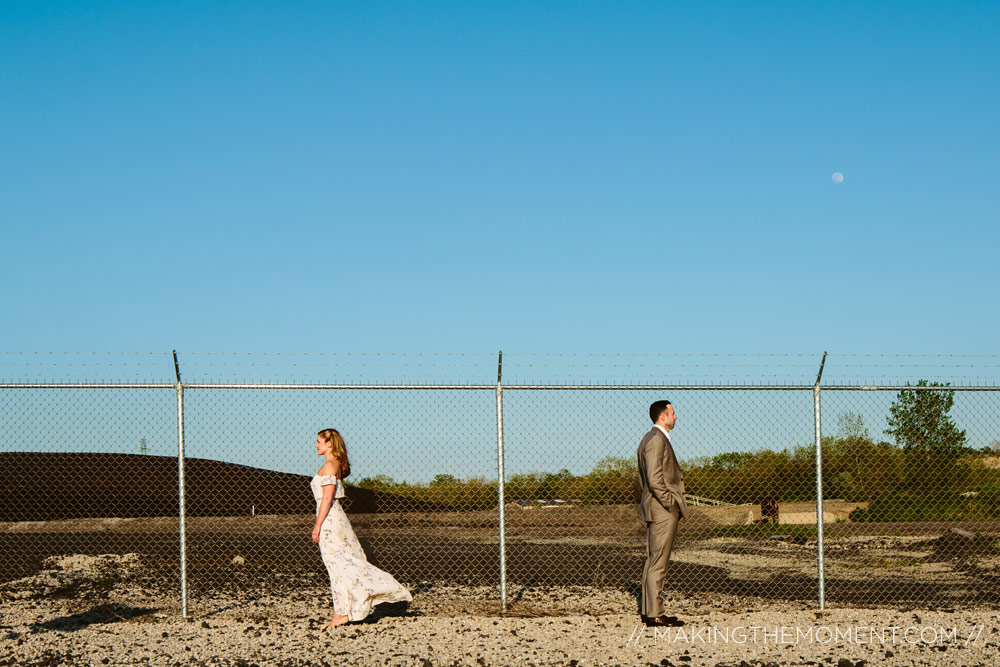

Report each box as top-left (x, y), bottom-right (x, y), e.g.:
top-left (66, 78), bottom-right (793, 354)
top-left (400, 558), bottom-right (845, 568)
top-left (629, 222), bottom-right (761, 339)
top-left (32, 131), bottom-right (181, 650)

top-left (318, 461), bottom-right (341, 477)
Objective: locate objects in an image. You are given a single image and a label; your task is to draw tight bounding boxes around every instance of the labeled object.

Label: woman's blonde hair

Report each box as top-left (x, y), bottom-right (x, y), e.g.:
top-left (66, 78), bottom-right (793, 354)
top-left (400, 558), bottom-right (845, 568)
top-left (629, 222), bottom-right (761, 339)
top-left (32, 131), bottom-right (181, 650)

top-left (318, 428), bottom-right (351, 478)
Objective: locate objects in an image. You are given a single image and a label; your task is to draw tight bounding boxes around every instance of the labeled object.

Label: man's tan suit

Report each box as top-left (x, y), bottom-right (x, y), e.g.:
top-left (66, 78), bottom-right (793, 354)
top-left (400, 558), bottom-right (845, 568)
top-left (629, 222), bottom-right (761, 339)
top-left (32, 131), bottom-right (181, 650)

top-left (636, 427), bottom-right (688, 617)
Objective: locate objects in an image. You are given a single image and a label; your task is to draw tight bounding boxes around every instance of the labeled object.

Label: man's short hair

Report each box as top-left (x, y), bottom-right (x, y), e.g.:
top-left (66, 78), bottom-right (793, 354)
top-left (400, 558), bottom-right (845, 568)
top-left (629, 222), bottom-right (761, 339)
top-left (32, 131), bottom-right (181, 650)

top-left (649, 400), bottom-right (672, 423)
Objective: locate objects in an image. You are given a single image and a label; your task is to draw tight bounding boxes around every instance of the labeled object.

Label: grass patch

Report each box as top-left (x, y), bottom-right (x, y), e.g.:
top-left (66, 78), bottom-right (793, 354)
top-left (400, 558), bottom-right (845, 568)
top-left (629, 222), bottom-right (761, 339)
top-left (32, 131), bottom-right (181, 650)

top-left (850, 486), bottom-right (1000, 522)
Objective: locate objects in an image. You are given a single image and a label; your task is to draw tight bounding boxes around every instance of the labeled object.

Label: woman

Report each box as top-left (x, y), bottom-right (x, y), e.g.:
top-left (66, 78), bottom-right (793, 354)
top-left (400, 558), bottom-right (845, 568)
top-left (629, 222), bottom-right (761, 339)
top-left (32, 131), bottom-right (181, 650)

top-left (311, 428), bottom-right (412, 628)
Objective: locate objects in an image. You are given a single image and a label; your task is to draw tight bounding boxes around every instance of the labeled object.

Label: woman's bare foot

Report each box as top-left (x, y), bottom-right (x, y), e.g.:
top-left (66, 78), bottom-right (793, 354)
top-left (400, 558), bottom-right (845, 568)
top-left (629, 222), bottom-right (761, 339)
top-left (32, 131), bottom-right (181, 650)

top-left (324, 614), bottom-right (349, 629)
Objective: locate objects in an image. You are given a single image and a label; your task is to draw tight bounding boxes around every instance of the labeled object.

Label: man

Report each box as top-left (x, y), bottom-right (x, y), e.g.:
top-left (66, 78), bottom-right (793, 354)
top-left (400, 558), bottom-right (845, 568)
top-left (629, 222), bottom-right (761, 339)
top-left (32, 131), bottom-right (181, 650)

top-left (637, 399), bottom-right (689, 627)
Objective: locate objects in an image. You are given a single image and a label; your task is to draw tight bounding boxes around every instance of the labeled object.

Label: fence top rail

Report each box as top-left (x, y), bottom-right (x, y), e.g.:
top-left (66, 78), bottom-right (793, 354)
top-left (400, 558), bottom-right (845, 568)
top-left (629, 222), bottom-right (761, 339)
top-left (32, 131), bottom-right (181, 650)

top-left (0, 382), bottom-right (498, 390)
top-left (504, 384), bottom-right (1000, 391)
top-left (818, 384), bottom-right (1000, 391)
top-left (185, 383), bottom-right (498, 390)
top-left (2, 382), bottom-right (998, 391)
top-left (0, 383), bottom-right (177, 389)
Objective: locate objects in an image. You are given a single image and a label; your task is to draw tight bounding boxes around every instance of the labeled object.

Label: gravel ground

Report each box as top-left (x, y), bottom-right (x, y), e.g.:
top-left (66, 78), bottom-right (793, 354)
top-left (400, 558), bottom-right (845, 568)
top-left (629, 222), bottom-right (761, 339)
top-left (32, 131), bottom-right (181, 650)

top-left (1, 555), bottom-right (998, 666)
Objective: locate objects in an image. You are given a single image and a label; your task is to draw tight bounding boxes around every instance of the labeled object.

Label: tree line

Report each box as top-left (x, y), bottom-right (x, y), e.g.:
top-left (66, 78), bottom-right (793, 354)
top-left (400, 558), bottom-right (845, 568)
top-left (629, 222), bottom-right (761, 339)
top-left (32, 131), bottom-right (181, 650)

top-left (356, 381), bottom-right (1000, 520)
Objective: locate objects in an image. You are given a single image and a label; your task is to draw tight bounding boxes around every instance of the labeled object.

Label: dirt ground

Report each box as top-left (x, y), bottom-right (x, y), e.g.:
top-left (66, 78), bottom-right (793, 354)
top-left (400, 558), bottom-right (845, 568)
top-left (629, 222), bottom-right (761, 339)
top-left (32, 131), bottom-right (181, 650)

top-left (2, 505), bottom-right (999, 612)
top-left (2, 506), bottom-right (999, 666)
top-left (1, 552), bottom-right (998, 667)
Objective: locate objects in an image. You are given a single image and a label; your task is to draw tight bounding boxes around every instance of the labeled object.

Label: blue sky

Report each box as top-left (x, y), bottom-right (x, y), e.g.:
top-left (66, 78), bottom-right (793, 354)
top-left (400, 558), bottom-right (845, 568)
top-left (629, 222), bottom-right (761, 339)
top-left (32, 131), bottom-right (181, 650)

top-left (3, 1), bottom-right (998, 356)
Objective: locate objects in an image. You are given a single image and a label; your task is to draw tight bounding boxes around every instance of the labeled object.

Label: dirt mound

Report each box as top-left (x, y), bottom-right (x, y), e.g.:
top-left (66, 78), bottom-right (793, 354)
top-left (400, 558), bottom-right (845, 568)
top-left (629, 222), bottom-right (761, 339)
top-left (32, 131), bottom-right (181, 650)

top-left (0, 452), bottom-right (451, 520)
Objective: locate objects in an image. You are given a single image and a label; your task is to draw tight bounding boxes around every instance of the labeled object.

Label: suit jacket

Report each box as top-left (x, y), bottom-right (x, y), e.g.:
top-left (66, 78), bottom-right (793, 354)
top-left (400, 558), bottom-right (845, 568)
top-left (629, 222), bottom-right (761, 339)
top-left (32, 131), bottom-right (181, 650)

top-left (637, 427), bottom-right (688, 521)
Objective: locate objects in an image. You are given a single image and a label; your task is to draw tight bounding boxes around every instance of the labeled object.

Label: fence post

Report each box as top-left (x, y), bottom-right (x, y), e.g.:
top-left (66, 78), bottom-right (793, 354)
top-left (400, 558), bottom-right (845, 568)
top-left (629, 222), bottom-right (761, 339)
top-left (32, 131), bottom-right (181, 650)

top-left (813, 351), bottom-right (827, 610)
top-left (173, 350), bottom-right (189, 618)
top-left (495, 351), bottom-right (507, 614)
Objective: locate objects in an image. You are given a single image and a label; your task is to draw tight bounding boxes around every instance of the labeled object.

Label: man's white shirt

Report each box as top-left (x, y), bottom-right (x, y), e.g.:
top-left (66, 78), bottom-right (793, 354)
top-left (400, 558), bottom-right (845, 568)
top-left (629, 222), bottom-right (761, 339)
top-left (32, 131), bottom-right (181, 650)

top-left (653, 424), bottom-right (671, 442)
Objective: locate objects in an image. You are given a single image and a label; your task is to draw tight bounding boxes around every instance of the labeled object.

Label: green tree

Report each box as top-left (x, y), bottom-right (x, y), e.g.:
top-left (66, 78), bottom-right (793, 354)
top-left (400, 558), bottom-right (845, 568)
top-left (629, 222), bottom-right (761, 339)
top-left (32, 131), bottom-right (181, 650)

top-left (582, 457), bottom-right (639, 505)
top-left (824, 413), bottom-right (903, 502)
top-left (885, 380), bottom-right (967, 492)
top-left (539, 469), bottom-right (574, 500)
top-left (506, 472), bottom-right (544, 501)
top-left (709, 451), bottom-right (754, 472)
top-left (356, 474), bottom-right (396, 490)
top-left (431, 473), bottom-right (460, 485)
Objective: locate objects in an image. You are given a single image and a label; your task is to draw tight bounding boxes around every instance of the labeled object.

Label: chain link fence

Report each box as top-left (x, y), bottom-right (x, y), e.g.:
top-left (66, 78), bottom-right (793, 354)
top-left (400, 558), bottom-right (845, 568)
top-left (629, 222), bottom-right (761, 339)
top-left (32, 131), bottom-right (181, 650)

top-left (0, 385), bottom-right (182, 613)
top-left (818, 386), bottom-right (1000, 607)
top-left (179, 386), bottom-right (499, 614)
top-left (500, 386), bottom-right (822, 613)
top-left (2, 353), bottom-right (999, 617)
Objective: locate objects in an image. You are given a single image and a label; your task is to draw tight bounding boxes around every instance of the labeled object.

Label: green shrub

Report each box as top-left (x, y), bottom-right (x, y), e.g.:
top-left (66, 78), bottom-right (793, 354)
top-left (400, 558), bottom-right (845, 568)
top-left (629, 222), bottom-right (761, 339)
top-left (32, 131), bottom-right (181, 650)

top-left (850, 490), bottom-right (1000, 522)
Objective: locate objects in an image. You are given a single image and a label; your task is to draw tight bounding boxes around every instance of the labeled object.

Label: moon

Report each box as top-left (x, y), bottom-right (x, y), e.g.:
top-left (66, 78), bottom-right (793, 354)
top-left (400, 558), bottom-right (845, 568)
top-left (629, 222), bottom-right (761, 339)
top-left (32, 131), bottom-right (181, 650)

top-left (831, 172), bottom-right (845, 184)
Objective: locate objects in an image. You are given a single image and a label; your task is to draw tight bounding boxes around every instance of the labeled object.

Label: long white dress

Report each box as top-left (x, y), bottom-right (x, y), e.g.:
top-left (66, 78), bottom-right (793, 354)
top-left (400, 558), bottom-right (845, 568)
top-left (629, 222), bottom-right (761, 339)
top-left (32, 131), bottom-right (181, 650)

top-left (311, 474), bottom-right (412, 620)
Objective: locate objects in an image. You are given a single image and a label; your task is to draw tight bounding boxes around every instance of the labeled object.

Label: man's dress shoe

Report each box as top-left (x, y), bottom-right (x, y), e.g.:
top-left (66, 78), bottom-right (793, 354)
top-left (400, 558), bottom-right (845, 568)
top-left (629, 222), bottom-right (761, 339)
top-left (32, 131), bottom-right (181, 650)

top-left (642, 614), bottom-right (685, 627)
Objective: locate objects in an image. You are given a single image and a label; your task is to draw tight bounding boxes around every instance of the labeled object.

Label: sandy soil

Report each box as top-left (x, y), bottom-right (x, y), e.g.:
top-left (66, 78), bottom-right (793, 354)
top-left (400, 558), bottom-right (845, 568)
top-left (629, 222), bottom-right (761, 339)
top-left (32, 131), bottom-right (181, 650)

top-left (1, 553), bottom-right (998, 667)
top-left (2, 509), bottom-right (999, 665)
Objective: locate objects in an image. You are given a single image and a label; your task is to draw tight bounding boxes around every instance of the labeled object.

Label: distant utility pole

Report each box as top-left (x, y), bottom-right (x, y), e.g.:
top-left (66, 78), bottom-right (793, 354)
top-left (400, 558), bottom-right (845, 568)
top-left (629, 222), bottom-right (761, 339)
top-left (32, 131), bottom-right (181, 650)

top-left (139, 438), bottom-right (148, 456)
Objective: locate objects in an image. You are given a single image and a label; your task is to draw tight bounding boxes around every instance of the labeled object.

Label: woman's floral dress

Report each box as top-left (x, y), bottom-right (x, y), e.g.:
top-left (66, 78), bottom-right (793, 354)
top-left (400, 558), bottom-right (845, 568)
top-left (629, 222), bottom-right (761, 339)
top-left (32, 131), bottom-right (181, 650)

top-left (311, 475), bottom-right (412, 621)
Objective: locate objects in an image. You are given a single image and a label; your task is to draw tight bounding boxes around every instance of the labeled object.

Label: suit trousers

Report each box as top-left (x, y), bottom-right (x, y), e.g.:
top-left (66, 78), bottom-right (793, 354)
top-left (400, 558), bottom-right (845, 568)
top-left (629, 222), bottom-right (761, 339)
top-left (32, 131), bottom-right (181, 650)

top-left (640, 505), bottom-right (679, 617)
